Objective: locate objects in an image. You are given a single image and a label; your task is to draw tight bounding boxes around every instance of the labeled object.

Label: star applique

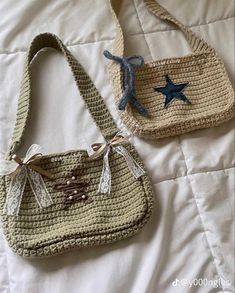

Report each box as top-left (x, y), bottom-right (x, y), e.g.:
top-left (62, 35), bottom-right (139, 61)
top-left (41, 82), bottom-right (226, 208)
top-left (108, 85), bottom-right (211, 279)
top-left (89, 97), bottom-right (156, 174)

top-left (154, 75), bottom-right (191, 108)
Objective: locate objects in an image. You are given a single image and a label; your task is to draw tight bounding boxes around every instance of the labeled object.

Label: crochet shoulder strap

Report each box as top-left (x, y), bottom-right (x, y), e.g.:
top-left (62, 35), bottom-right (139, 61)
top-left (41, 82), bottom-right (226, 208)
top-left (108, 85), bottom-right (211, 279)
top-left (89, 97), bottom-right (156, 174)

top-left (109, 0), bottom-right (212, 56)
top-left (8, 33), bottom-right (118, 157)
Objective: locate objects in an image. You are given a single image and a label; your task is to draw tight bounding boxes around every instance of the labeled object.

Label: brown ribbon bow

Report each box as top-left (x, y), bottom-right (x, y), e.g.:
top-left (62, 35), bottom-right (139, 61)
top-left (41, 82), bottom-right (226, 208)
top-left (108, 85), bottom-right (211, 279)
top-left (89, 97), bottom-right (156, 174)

top-left (11, 153), bottom-right (52, 179)
top-left (87, 133), bottom-right (145, 194)
top-left (1, 144), bottom-right (53, 215)
top-left (88, 134), bottom-right (129, 161)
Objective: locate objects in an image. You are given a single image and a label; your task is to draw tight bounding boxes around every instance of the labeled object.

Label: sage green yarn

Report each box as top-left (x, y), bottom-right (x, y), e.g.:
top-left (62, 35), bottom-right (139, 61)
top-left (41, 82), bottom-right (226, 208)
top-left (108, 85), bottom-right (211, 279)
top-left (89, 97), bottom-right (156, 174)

top-left (0, 33), bottom-right (154, 258)
top-left (8, 33), bottom-right (118, 157)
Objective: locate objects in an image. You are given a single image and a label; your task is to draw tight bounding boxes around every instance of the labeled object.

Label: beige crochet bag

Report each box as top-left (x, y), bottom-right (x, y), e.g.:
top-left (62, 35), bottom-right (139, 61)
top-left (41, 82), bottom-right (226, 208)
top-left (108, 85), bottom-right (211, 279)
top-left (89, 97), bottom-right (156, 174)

top-left (105, 0), bottom-right (234, 139)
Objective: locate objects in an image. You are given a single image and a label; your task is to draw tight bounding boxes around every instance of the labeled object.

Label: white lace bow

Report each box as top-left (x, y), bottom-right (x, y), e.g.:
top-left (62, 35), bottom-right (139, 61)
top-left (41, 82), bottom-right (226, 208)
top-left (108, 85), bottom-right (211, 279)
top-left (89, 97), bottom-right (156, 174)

top-left (88, 133), bottom-right (145, 194)
top-left (0, 144), bottom-right (53, 215)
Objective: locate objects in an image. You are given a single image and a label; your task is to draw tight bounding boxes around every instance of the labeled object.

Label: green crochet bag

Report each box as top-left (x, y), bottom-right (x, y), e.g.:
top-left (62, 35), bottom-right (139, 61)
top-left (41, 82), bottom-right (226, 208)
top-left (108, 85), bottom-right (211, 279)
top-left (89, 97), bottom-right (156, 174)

top-left (0, 33), bottom-right (153, 258)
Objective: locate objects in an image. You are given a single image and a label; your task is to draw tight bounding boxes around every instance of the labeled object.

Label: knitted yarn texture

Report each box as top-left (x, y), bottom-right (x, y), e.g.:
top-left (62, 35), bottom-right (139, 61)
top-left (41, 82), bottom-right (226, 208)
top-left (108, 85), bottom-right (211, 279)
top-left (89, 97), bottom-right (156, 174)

top-left (0, 33), bottom-right (154, 258)
top-left (106, 0), bottom-right (234, 139)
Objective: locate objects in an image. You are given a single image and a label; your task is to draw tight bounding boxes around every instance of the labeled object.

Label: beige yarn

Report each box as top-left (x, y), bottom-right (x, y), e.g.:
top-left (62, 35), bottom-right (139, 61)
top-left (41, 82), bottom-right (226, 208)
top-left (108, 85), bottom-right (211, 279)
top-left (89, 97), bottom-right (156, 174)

top-left (0, 33), bottom-right (154, 258)
top-left (107, 0), bottom-right (234, 139)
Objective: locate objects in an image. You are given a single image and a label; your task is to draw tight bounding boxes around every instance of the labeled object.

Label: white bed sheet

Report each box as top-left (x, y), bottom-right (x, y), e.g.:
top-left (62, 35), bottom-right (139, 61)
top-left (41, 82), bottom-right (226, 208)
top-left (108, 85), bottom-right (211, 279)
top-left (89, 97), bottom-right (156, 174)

top-left (0, 0), bottom-right (234, 292)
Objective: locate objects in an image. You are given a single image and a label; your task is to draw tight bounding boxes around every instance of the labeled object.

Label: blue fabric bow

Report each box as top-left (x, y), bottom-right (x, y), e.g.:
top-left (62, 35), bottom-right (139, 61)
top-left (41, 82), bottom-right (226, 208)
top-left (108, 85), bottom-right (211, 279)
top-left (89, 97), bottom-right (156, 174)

top-left (104, 50), bottom-right (149, 117)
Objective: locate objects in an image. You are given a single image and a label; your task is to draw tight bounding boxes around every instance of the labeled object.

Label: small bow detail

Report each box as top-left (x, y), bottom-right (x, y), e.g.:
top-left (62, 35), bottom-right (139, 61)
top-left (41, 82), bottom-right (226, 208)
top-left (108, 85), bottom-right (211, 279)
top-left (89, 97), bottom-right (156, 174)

top-left (0, 144), bottom-right (53, 215)
top-left (88, 133), bottom-right (145, 194)
top-left (104, 50), bottom-right (149, 117)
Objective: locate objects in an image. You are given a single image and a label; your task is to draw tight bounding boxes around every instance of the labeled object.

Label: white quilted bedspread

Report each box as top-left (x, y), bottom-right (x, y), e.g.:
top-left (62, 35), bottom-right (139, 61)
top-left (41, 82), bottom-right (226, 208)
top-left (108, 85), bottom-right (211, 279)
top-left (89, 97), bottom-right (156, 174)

top-left (0, 0), bottom-right (234, 292)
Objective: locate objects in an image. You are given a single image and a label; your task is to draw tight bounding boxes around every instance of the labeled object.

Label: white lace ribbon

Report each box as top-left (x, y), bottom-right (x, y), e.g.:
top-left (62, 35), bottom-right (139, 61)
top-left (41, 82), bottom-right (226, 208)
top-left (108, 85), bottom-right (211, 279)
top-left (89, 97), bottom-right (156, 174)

top-left (0, 144), bottom-right (53, 215)
top-left (88, 133), bottom-right (145, 194)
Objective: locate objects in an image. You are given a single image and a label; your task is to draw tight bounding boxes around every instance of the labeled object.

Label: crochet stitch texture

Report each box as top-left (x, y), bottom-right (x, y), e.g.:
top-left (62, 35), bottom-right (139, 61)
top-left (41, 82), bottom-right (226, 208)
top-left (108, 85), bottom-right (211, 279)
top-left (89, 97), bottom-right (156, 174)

top-left (0, 33), bottom-right (154, 258)
top-left (106, 0), bottom-right (234, 139)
